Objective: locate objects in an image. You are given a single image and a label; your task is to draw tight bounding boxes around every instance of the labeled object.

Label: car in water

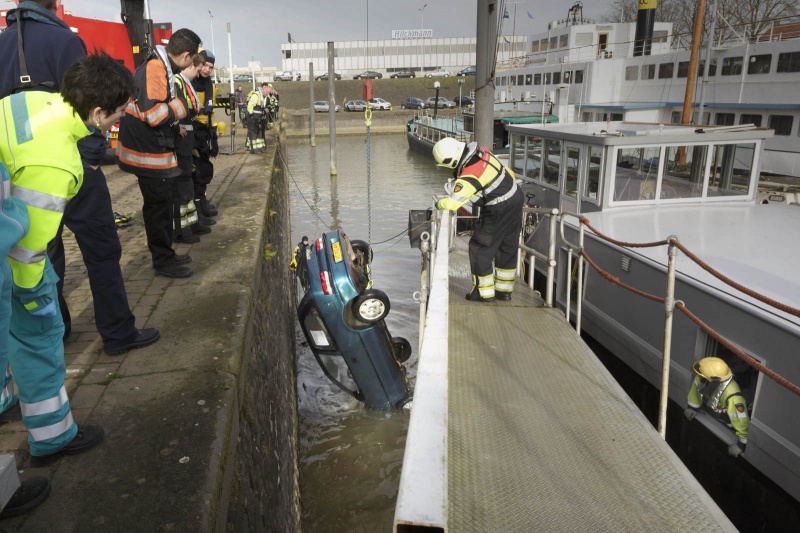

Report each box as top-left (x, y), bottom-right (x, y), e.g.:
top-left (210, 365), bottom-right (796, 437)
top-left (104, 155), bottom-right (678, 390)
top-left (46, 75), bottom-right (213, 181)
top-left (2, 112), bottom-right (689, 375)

top-left (368, 97), bottom-right (392, 111)
top-left (457, 66), bottom-right (476, 76)
top-left (401, 97), bottom-right (427, 110)
top-left (315, 72), bottom-right (342, 81)
top-left (353, 70), bottom-right (383, 79)
top-left (344, 100), bottom-right (369, 112)
top-left (453, 95), bottom-right (475, 107)
top-left (425, 68), bottom-right (449, 78)
top-left (295, 229), bottom-right (412, 411)
top-left (313, 101), bottom-right (341, 112)
top-left (390, 70), bottom-right (416, 78)
top-left (425, 96), bottom-right (456, 109)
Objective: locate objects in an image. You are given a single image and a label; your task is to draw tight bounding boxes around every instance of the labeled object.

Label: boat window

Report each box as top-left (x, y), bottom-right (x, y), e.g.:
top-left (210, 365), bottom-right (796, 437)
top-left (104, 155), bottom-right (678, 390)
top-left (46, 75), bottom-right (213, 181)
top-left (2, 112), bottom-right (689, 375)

top-left (560, 35), bottom-right (568, 48)
top-left (698, 59), bottom-right (717, 77)
top-left (542, 139), bottom-right (561, 186)
top-left (721, 56), bottom-right (743, 76)
top-left (553, 72), bottom-right (561, 84)
top-left (525, 74), bottom-right (532, 85)
top-left (564, 146), bottom-right (580, 197)
top-left (658, 62), bottom-right (674, 79)
top-left (715, 113), bottom-right (735, 126)
top-left (540, 39), bottom-right (549, 51)
top-left (582, 112), bottom-right (592, 122)
top-left (613, 146), bottom-right (662, 202)
top-left (544, 72), bottom-right (551, 85)
top-left (510, 134), bottom-right (526, 177)
top-left (671, 112), bottom-right (681, 124)
top-left (677, 61), bottom-right (689, 78)
top-left (531, 41), bottom-right (540, 53)
top-left (525, 136), bottom-right (543, 181)
top-left (517, 75), bottom-right (525, 86)
top-left (584, 145), bottom-right (602, 201)
top-left (534, 73), bottom-right (541, 85)
top-left (550, 36), bottom-right (558, 49)
top-left (777, 51), bottom-right (800, 73)
top-left (642, 64), bottom-right (656, 80)
top-left (768, 115), bottom-right (794, 136)
top-left (574, 70), bottom-right (584, 83)
top-left (575, 33), bottom-right (592, 47)
top-left (707, 143), bottom-right (753, 197)
top-left (653, 30), bottom-right (669, 43)
top-left (663, 145), bottom-right (708, 200)
top-left (563, 71), bottom-right (571, 83)
top-left (740, 114), bottom-right (762, 127)
top-left (747, 54), bottom-right (772, 75)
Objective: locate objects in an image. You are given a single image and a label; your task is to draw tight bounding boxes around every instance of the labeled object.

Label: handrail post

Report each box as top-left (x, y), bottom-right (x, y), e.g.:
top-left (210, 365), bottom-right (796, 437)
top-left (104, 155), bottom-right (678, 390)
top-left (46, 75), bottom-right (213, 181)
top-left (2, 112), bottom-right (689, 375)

top-left (658, 236), bottom-right (680, 439)
top-left (545, 209), bottom-right (558, 307)
top-left (575, 222), bottom-right (585, 333)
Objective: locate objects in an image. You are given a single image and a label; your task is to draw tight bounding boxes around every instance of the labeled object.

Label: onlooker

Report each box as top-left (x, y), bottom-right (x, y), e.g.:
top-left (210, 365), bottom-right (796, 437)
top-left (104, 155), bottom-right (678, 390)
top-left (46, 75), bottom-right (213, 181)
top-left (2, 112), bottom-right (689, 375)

top-left (117, 28), bottom-right (202, 278)
top-left (173, 54), bottom-right (204, 244)
top-left (191, 49), bottom-right (219, 222)
top-left (0, 53), bottom-right (134, 465)
top-left (234, 84), bottom-right (247, 122)
top-left (0, 0), bottom-right (160, 355)
top-left (246, 83), bottom-right (270, 153)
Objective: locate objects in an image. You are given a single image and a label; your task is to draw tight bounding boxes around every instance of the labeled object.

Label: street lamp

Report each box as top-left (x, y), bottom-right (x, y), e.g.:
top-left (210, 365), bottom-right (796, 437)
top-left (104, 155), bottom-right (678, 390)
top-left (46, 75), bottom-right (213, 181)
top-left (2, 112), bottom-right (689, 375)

top-left (433, 80), bottom-right (440, 119)
top-left (208, 10), bottom-right (216, 56)
top-left (418, 3), bottom-right (427, 72)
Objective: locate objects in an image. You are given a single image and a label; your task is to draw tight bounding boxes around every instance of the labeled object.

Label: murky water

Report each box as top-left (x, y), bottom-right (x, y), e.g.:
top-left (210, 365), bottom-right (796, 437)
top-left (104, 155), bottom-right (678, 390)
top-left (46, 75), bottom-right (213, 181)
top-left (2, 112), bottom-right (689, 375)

top-left (287, 133), bottom-right (445, 532)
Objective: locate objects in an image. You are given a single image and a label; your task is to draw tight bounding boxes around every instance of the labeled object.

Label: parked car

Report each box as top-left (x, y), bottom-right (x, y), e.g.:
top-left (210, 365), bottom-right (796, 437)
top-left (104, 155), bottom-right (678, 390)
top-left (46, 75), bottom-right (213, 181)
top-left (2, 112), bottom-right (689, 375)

top-left (368, 98), bottom-right (392, 111)
top-left (233, 74), bottom-right (253, 83)
top-left (400, 97), bottom-right (427, 110)
top-left (296, 229), bottom-right (412, 411)
top-left (390, 70), bottom-right (416, 78)
top-left (425, 68), bottom-right (449, 78)
top-left (315, 72), bottom-right (342, 81)
top-left (453, 95), bottom-right (475, 107)
top-left (425, 96), bottom-right (456, 109)
top-left (457, 66), bottom-right (476, 76)
top-left (313, 101), bottom-right (341, 112)
top-left (344, 100), bottom-right (369, 112)
top-left (353, 70), bottom-right (382, 79)
top-left (274, 70), bottom-right (301, 81)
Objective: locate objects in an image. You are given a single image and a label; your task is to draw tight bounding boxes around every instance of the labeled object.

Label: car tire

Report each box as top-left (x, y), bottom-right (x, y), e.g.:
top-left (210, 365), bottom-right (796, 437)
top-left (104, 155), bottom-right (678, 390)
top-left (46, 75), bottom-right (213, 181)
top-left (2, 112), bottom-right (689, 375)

top-left (350, 239), bottom-right (373, 267)
top-left (392, 337), bottom-right (412, 363)
top-left (426, 74), bottom-right (432, 78)
top-left (445, 74), bottom-right (449, 77)
top-left (353, 289), bottom-right (390, 323)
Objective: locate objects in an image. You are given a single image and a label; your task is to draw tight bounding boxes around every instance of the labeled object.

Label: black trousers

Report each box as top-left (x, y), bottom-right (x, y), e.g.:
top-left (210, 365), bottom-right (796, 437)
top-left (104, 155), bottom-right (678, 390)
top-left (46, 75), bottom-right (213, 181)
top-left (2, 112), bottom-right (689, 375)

top-left (468, 188), bottom-right (524, 278)
top-left (49, 165), bottom-right (137, 349)
top-left (193, 126), bottom-right (214, 198)
top-left (137, 176), bottom-right (176, 268)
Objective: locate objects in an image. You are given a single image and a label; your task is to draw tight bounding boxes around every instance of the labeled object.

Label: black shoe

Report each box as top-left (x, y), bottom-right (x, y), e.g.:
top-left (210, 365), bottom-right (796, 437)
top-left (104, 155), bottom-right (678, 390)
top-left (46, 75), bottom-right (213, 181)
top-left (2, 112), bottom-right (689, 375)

top-left (174, 254), bottom-right (192, 265)
top-left (197, 212), bottom-right (216, 226)
top-left (191, 223), bottom-right (212, 235)
top-left (104, 327), bottom-right (161, 355)
top-left (495, 292), bottom-right (512, 301)
top-left (175, 232), bottom-right (200, 244)
top-left (465, 290), bottom-right (495, 303)
top-left (30, 425), bottom-right (105, 467)
top-left (154, 263), bottom-right (193, 278)
top-left (0, 476), bottom-right (51, 518)
top-left (199, 198), bottom-right (218, 217)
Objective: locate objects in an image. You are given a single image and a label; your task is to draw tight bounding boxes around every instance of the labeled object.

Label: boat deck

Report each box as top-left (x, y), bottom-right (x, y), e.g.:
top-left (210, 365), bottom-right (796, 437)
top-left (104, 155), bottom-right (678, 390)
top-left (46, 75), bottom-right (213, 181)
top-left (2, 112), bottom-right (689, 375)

top-left (394, 228), bottom-right (736, 531)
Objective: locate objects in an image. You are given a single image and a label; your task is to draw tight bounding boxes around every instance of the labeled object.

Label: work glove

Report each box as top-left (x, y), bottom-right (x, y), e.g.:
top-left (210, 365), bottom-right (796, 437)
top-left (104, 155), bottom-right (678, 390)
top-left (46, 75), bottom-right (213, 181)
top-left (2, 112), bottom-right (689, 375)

top-left (683, 407), bottom-right (699, 421)
top-left (727, 442), bottom-right (745, 458)
top-left (209, 126), bottom-right (219, 158)
top-left (13, 267), bottom-right (58, 318)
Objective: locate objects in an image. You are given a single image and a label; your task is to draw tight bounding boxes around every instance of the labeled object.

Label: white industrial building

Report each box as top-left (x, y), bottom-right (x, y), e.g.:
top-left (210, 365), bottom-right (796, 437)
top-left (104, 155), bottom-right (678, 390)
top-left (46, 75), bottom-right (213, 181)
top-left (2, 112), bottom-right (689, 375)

top-left (280, 33), bottom-right (527, 77)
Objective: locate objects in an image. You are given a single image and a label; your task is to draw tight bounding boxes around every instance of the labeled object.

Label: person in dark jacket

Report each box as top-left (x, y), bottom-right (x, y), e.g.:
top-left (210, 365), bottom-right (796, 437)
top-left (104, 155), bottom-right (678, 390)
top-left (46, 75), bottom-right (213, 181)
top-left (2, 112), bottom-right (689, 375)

top-left (116, 28), bottom-right (202, 278)
top-left (0, 0), bottom-right (160, 355)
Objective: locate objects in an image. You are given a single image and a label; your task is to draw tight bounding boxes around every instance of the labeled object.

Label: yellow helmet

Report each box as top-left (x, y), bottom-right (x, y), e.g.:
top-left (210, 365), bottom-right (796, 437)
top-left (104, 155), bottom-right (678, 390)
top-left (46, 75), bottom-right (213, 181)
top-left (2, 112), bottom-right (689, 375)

top-left (693, 357), bottom-right (732, 381)
top-left (433, 138), bottom-right (466, 169)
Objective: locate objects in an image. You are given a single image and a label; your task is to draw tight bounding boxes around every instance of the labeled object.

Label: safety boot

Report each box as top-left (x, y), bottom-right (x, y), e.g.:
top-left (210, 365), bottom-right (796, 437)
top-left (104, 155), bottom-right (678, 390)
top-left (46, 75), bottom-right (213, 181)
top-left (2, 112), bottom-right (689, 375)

top-left (199, 197), bottom-right (218, 217)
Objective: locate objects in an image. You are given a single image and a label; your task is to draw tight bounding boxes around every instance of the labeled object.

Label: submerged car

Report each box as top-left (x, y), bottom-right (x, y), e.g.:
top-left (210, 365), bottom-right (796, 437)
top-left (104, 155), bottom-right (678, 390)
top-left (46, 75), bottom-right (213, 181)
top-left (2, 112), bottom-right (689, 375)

top-left (296, 230), bottom-right (413, 411)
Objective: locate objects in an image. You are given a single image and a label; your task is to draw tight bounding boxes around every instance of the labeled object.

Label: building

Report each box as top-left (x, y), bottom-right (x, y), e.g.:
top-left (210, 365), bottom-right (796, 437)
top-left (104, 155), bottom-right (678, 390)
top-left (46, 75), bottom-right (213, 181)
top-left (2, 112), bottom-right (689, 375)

top-left (280, 32), bottom-right (527, 77)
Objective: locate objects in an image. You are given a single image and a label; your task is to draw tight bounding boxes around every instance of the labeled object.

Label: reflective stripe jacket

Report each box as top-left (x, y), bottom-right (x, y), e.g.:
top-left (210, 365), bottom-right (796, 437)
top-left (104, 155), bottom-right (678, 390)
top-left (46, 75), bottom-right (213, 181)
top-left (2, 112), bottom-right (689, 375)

top-left (246, 89), bottom-right (263, 114)
top-left (437, 143), bottom-right (517, 211)
top-left (0, 92), bottom-right (89, 288)
top-left (117, 49), bottom-right (186, 178)
top-left (688, 376), bottom-right (750, 443)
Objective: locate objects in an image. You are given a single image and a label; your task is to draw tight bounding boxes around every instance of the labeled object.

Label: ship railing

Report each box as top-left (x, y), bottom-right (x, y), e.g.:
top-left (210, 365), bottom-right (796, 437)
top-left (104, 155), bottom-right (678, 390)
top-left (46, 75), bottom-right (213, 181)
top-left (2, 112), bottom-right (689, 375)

top-left (517, 207), bottom-right (560, 307)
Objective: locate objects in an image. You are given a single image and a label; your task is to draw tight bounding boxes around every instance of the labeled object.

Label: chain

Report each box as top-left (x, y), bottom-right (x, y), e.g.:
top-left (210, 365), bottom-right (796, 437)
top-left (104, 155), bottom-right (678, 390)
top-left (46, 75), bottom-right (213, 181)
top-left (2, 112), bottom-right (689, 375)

top-left (365, 106), bottom-right (373, 243)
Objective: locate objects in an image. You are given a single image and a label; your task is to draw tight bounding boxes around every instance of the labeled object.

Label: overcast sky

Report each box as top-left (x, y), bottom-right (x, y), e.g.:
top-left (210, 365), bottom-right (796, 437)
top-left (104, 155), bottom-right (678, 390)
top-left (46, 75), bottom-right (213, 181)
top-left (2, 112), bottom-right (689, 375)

top-left (12, 0), bottom-right (618, 68)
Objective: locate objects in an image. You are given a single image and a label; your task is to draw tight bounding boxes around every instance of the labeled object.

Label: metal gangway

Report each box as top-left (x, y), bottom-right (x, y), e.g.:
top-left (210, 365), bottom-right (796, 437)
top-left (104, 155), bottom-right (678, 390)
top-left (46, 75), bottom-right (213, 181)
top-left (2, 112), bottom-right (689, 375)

top-left (393, 210), bottom-right (737, 532)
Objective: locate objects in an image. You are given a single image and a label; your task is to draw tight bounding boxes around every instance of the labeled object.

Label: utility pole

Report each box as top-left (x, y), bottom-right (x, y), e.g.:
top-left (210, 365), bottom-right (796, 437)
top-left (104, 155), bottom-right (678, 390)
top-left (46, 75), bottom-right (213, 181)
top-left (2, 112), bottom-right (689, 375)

top-left (208, 10), bottom-right (215, 56)
top-left (475, 0), bottom-right (497, 147)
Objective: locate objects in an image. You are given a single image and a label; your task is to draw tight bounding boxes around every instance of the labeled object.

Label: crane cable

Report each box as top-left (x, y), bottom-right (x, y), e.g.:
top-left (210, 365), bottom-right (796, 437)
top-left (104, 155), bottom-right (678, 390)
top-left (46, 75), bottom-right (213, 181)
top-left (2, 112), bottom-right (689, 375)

top-left (364, 102), bottom-right (373, 243)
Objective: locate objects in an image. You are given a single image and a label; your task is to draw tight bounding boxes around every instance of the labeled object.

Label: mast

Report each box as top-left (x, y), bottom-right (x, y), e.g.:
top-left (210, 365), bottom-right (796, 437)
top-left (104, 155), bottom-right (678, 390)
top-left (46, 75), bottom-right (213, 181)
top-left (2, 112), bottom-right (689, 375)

top-left (681, 0), bottom-right (706, 124)
top-left (475, 0), bottom-right (497, 147)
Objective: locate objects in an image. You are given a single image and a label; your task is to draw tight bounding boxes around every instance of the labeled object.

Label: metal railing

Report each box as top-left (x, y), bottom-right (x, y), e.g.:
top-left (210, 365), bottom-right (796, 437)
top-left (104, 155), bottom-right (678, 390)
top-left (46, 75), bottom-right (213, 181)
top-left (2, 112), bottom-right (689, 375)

top-left (517, 207), bottom-right (560, 307)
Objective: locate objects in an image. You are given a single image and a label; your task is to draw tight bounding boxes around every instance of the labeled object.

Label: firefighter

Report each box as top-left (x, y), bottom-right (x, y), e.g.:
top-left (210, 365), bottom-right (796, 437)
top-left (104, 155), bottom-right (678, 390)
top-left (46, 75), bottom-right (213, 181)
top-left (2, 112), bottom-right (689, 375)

top-left (266, 86), bottom-right (279, 128)
top-left (246, 84), bottom-right (269, 153)
top-left (0, 54), bottom-right (133, 464)
top-left (289, 236), bottom-right (309, 272)
top-left (684, 356), bottom-right (750, 457)
top-left (433, 138), bottom-right (523, 302)
top-left (191, 49), bottom-right (219, 222)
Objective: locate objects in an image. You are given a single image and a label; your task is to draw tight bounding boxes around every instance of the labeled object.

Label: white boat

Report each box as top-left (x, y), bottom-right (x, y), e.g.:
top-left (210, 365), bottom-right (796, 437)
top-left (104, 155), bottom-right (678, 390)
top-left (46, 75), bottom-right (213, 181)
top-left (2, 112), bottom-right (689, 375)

top-left (494, 18), bottom-right (800, 177)
top-left (506, 119), bottom-right (800, 504)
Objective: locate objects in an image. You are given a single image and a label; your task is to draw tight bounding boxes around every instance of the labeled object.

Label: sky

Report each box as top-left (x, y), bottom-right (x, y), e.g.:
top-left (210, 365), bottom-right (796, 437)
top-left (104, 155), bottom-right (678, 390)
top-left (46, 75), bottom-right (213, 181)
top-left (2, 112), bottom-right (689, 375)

top-left (4, 0), bottom-right (618, 68)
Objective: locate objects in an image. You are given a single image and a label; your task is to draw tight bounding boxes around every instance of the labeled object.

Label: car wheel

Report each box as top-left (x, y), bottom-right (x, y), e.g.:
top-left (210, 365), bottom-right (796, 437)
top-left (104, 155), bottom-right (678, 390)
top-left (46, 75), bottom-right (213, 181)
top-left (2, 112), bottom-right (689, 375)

top-left (353, 289), bottom-right (390, 323)
top-left (392, 337), bottom-right (412, 363)
top-left (426, 74), bottom-right (432, 78)
top-left (350, 239), bottom-right (373, 267)
top-left (445, 74), bottom-right (449, 77)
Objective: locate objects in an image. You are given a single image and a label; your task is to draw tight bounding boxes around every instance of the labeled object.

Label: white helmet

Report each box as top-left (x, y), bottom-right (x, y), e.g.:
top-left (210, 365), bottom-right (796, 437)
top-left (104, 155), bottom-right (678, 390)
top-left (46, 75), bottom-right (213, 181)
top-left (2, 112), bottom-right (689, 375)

top-left (433, 138), bottom-right (466, 169)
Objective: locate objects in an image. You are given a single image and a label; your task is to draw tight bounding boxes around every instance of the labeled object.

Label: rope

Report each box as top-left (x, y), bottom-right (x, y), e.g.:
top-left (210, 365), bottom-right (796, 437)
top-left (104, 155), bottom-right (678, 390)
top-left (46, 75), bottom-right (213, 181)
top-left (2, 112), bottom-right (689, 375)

top-left (579, 249), bottom-right (800, 398)
top-left (579, 216), bottom-right (669, 248)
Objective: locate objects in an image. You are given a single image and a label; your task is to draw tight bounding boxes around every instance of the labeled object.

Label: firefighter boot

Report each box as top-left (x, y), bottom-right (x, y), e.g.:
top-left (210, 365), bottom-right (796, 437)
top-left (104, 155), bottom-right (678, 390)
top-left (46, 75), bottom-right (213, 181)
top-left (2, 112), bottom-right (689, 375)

top-left (199, 197), bottom-right (218, 217)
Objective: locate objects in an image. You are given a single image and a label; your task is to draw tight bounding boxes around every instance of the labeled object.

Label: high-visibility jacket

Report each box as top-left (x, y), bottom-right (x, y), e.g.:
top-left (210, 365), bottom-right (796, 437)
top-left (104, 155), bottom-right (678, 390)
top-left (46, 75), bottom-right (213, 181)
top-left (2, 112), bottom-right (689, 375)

top-left (0, 92), bottom-right (89, 289)
top-left (246, 89), bottom-right (264, 114)
top-left (436, 143), bottom-right (518, 211)
top-left (116, 46), bottom-right (186, 178)
top-left (688, 375), bottom-right (750, 444)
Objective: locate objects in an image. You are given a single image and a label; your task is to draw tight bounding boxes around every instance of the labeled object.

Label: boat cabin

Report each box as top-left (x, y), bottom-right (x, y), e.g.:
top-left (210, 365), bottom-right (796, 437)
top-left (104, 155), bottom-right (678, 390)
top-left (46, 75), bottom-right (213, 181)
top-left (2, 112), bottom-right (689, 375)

top-left (505, 121), bottom-right (774, 214)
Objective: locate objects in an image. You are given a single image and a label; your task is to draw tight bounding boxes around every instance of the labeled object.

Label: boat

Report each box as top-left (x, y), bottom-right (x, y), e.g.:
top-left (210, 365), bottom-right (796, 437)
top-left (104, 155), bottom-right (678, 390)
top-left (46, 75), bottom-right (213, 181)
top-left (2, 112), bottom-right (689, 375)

top-left (406, 107), bottom-right (557, 156)
top-left (493, 15), bottom-right (800, 178)
top-left (505, 119), bottom-right (800, 504)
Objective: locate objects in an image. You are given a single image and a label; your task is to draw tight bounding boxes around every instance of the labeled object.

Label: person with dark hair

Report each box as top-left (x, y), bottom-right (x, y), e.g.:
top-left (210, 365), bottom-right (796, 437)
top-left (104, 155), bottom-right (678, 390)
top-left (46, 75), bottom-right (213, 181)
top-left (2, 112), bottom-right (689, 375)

top-left (0, 53), bottom-right (133, 466)
top-left (0, 0), bottom-right (161, 356)
top-left (191, 49), bottom-right (220, 225)
top-left (117, 27), bottom-right (202, 278)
